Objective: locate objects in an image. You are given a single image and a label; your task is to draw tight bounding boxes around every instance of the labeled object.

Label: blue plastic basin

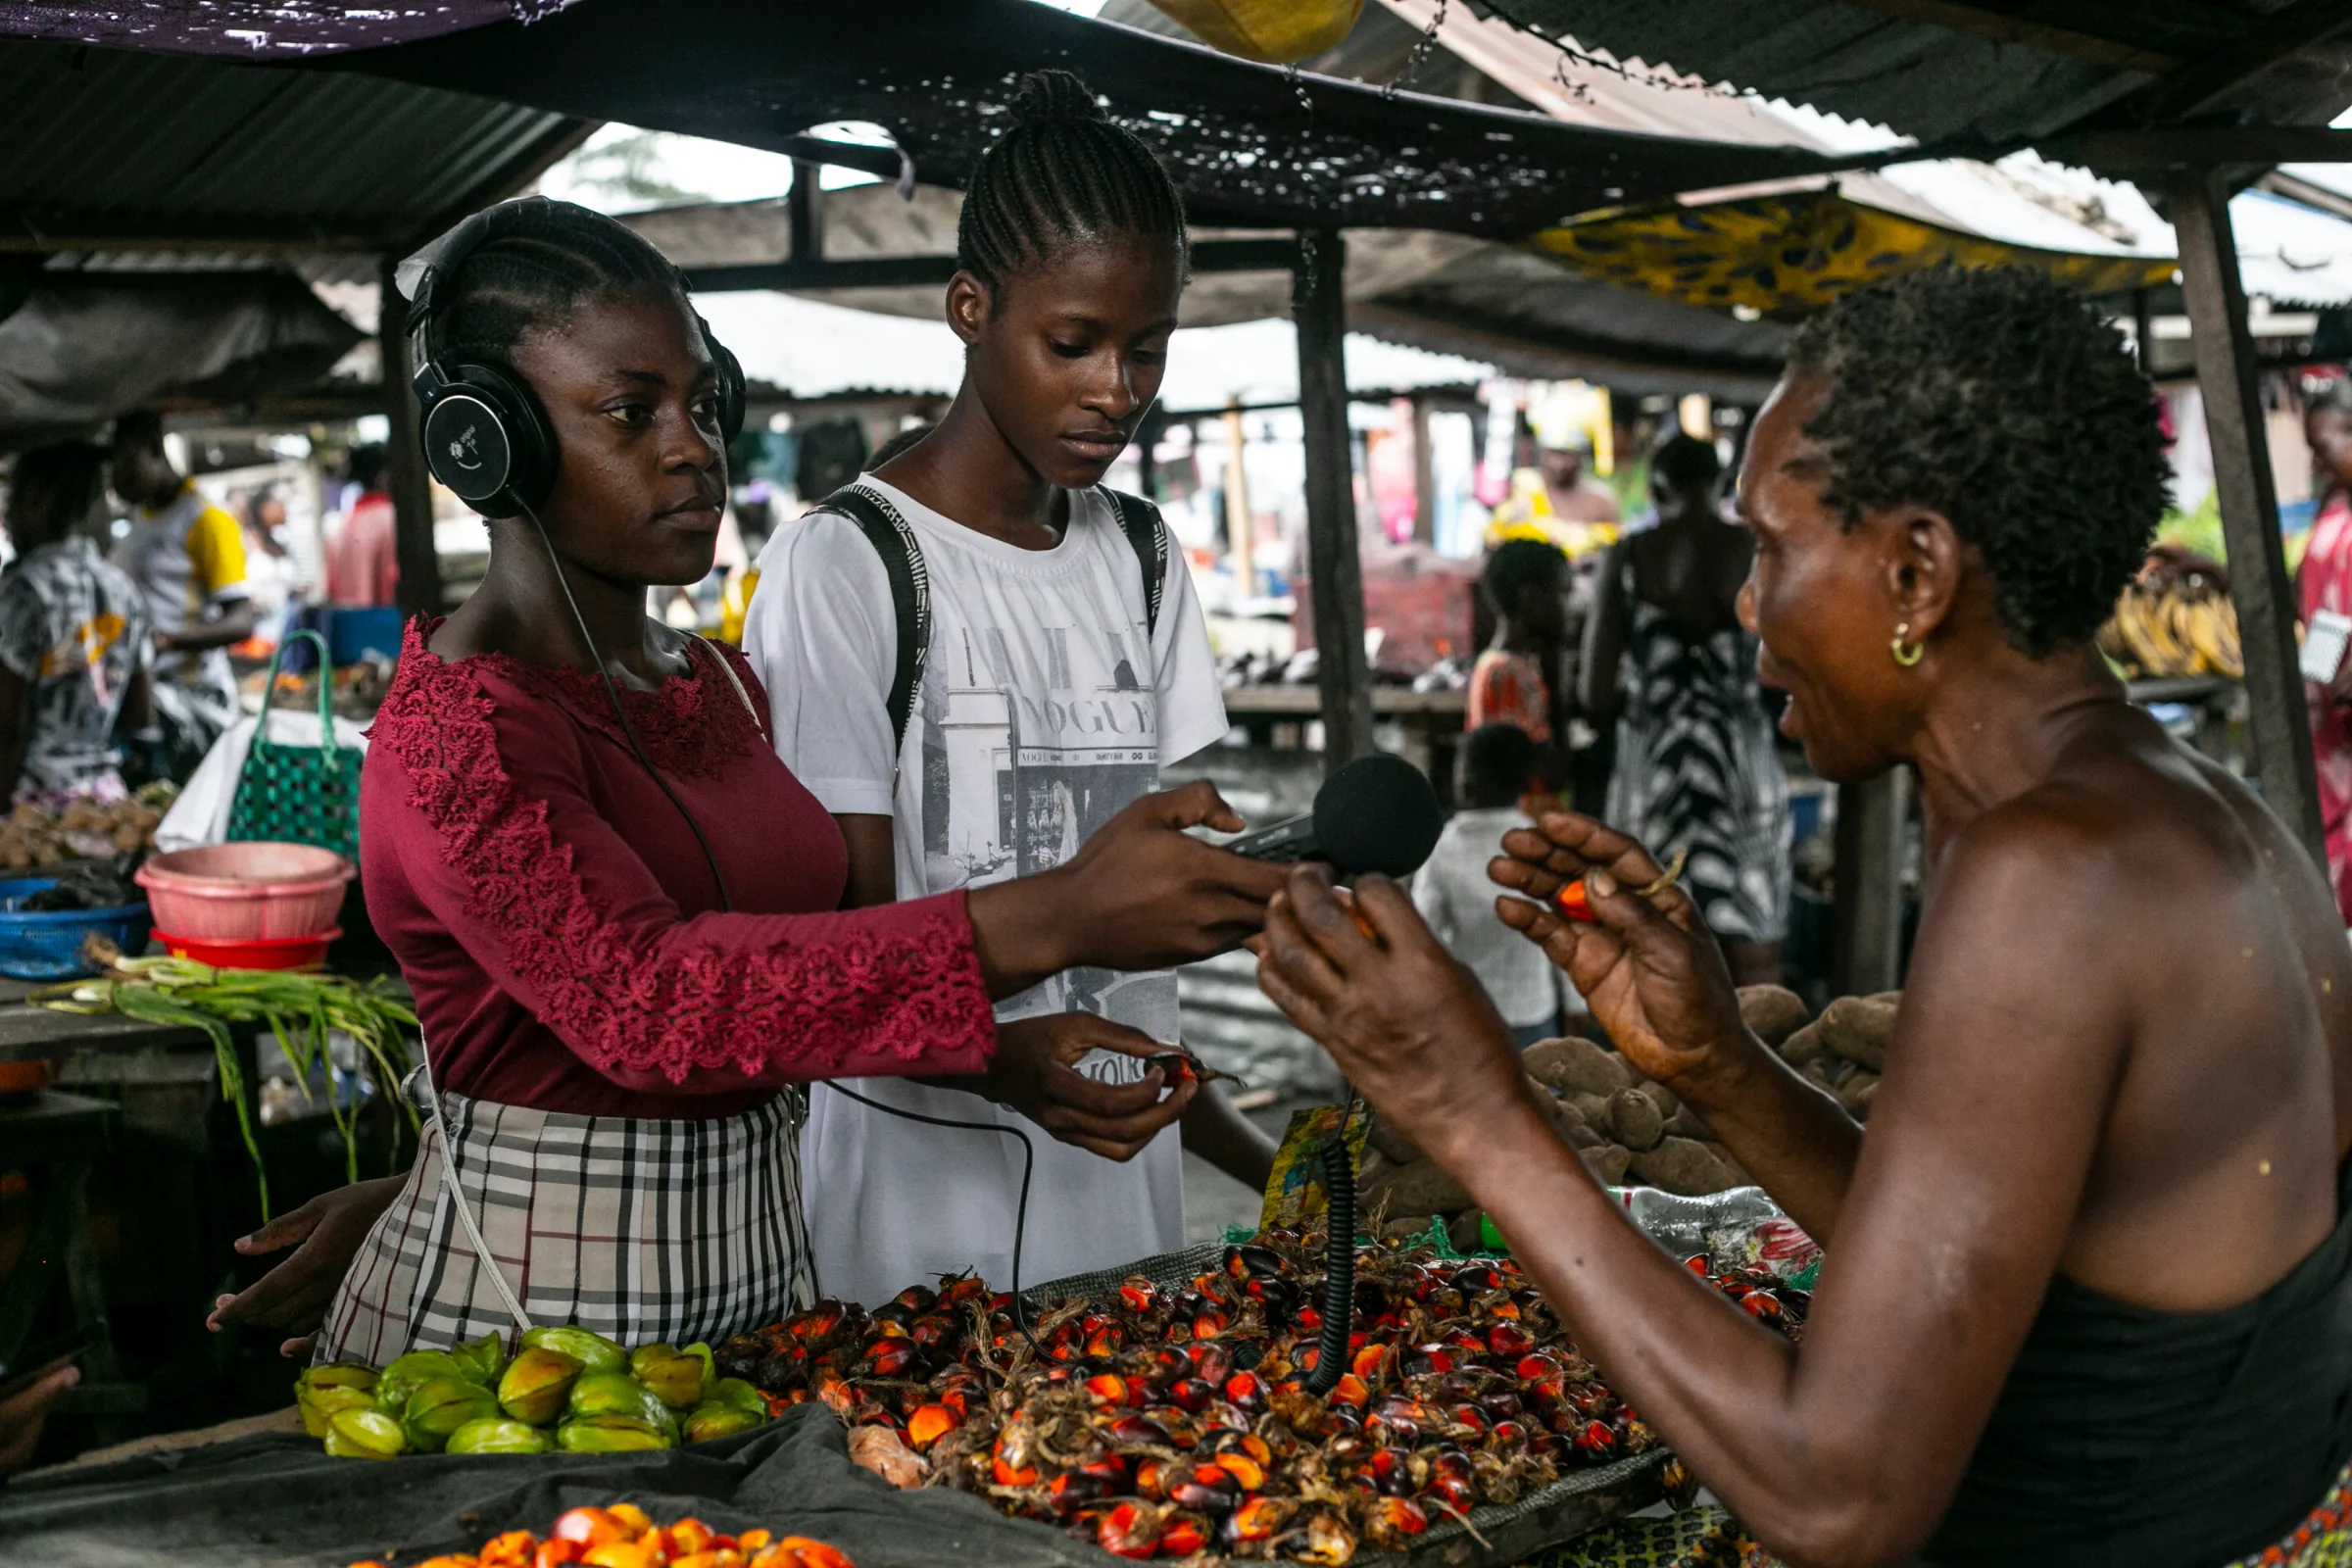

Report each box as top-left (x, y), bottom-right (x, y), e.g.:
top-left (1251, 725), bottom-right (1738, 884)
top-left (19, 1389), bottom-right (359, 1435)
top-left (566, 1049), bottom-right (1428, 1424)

top-left (0, 876), bottom-right (152, 981)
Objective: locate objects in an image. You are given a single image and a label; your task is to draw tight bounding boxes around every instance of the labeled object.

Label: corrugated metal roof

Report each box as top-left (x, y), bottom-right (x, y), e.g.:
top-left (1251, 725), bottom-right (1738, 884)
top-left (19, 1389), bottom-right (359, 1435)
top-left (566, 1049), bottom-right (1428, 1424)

top-left (0, 34), bottom-right (589, 251)
top-left (1463, 1), bottom-right (2352, 147)
top-left (342, 0), bottom-right (1862, 238)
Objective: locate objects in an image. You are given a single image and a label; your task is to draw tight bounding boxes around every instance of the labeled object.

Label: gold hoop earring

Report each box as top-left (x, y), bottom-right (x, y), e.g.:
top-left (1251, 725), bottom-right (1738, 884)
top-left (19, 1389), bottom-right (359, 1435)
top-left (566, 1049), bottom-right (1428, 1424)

top-left (1891, 622), bottom-right (1924, 667)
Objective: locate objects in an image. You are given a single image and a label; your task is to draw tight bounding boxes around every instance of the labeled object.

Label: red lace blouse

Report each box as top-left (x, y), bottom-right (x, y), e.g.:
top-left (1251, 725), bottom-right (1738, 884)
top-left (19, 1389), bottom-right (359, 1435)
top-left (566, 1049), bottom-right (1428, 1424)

top-left (361, 619), bottom-right (997, 1119)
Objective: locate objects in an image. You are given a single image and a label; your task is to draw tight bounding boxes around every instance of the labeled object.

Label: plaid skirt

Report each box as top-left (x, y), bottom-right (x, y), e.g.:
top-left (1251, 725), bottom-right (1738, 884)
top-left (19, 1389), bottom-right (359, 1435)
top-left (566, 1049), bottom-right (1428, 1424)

top-left (315, 1084), bottom-right (814, 1364)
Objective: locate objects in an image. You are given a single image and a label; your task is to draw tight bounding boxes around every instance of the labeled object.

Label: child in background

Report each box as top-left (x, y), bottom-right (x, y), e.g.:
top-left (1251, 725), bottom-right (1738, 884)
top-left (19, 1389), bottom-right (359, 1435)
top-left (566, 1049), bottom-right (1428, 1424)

top-left (1467, 539), bottom-right (1568, 759)
top-left (1412, 723), bottom-right (1564, 1049)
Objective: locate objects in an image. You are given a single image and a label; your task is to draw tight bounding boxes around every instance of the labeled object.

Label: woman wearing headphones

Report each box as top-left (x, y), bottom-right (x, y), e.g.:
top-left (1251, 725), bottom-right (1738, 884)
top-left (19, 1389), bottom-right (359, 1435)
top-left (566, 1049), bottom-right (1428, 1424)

top-left (272, 198), bottom-right (1285, 1365)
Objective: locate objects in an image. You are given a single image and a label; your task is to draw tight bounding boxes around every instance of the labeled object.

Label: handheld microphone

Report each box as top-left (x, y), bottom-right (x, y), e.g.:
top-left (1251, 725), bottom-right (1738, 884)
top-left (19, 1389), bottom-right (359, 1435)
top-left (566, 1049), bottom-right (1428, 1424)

top-left (1227, 752), bottom-right (1446, 878)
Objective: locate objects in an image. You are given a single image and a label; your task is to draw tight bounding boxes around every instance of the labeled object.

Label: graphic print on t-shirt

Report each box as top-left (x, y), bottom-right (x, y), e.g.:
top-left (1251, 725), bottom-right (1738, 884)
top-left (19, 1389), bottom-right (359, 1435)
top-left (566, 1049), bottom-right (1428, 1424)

top-left (920, 617), bottom-right (1172, 1055)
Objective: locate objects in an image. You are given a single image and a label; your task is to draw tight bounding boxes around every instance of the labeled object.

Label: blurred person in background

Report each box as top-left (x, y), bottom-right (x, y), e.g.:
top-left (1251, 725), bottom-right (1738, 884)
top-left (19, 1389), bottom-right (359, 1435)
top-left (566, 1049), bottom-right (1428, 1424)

top-left (1468, 539), bottom-right (1568, 776)
top-left (0, 443), bottom-right (152, 805)
top-left (1582, 431), bottom-right (1789, 986)
top-left (324, 443), bottom-right (398, 609)
top-left (109, 412), bottom-right (253, 778)
top-left (2298, 378), bottom-right (2352, 922)
top-left (1412, 722), bottom-right (1564, 1047)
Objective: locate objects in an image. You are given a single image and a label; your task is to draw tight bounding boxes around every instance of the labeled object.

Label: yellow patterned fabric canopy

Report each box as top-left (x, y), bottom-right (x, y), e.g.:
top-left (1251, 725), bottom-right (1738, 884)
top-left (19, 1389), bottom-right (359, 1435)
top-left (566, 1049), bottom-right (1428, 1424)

top-left (1534, 189), bottom-right (2177, 319)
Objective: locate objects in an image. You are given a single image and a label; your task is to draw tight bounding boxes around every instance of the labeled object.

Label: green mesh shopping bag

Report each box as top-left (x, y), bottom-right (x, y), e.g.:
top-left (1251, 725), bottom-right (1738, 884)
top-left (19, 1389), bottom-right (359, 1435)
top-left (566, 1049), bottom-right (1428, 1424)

top-left (224, 630), bottom-right (363, 862)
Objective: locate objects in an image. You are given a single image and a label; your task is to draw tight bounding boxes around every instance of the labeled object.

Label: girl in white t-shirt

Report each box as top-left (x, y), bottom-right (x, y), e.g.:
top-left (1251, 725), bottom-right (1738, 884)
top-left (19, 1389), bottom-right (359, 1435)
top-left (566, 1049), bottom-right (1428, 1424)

top-left (744, 70), bottom-right (1278, 1307)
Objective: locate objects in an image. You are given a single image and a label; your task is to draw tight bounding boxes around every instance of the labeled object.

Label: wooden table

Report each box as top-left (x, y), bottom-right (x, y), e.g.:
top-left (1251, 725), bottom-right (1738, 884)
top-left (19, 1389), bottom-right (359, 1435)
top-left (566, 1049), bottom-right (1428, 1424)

top-left (1219, 685), bottom-right (1471, 808)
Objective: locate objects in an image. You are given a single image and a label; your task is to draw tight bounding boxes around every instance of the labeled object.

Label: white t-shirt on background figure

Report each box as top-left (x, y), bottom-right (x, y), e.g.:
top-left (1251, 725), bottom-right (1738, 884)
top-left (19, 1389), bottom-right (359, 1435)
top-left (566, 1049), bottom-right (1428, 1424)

top-left (743, 477), bottom-right (1229, 1308)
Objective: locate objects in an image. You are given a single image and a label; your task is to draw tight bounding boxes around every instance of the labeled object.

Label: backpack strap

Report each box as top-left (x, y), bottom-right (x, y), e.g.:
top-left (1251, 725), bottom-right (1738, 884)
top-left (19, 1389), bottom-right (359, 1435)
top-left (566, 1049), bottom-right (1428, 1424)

top-left (810, 482), bottom-right (929, 756)
top-left (1103, 487), bottom-right (1169, 640)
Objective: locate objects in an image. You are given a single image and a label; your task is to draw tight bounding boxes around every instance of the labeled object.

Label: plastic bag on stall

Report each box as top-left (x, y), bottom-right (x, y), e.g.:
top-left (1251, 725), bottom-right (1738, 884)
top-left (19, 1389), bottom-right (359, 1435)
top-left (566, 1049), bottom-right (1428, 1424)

top-left (155, 708), bottom-right (371, 853)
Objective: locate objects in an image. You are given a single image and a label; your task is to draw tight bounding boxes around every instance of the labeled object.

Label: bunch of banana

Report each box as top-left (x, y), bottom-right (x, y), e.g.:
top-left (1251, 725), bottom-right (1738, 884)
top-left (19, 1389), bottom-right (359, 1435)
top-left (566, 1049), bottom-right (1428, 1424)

top-left (2102, 582), bottom-right (2244, 679)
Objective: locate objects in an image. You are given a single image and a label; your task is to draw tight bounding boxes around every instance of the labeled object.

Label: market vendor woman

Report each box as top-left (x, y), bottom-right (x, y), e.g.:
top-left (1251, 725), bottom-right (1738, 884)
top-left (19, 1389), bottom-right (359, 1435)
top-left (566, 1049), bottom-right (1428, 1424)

top-left (223, 198), bottom-right (1284, 1367)
top-left (1256, 267), bottom-right (2352, 1567)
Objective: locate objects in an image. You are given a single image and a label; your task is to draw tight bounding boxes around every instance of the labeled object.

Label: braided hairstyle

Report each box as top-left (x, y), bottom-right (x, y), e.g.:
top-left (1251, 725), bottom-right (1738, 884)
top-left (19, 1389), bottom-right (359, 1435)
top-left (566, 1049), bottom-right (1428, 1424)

top-left (956, 70), bottom-right (1188, 290)
top-left (439, 198), bottom-right (693, 366)
top-left (6, 442), bottom-right (109, 551)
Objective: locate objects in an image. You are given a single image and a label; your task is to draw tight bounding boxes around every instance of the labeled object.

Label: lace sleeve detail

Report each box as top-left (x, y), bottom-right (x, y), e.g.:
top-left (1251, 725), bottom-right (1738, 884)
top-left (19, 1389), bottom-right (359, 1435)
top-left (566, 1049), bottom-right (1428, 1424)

top-left (368, 626), bottom-right (995, 1089)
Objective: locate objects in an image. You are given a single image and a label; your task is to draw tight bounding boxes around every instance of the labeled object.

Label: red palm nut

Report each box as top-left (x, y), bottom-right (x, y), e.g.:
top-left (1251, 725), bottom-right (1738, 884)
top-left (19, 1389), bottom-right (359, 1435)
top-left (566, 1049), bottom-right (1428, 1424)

top-left (1370, 1396), bottom-right (1437, 1441)
top-left (1168, 1378), bottom-right (1215, 1413)
top-left (1401, 1344), bottom-right (1453, 1378)
top-left (991, 1436), bottom-right (1040, 1488)
top-left (1574, 1419), bottom-right (1618, 1459)
top-left (1515, 1351), bottom-right (1562, 1383)
top-left (1330, 1373), bottom-right (1370, 1408)
top-left (1369, 1497), bottom-right (1431, 1546)
top-left (1087, 1326), bottom-right (1128, 1359)
top-left (861, 1339), bottom-right (915, 1378)
top-left (1098, 1501), bottom-right (1167, 1560)
top-left (1368, 1448), bottom-right (1410, 1496)
top-left (1567, 1384), bottom-right (1612, 1419)
top-left (1740, 1291), bottom-right (1787, 1323)
top-left (1349, 1344), bottom-right (1388, 1383)
top-left (1487, 1322), bottom-right (1535, 1358)
top-left (893, 1283), bottom-right (939, 1313)
top-left (1296, 1303), bottom-right (1324, 1332)
top-left (1107, 1413), bottom-right (1173, 1448)
top-left (1169, 1463), bottom-right (1241, 1513)
top-left (1448, 1403), bottom-right (1489, 1435)
top-left (1156, 1513), bottom-right (1209, 1557)
top-left (1118, 1277), bottom-right (1158, 1313)
top-left (1487, 1419), bottom-right (1529, 1447)
top-left (1048, 1471), bottom-right (1108, 1517)
top-left (906, 1402), bottom-right (961, 1449)
top-left (1684, 1253), bottom-right (1710, 1276)
top-left (1085, 1374), bottom-right (1132, 1407)
top-left (1223, 1371), bottom-right (1265, 1412)
top-left (1186, 1342), bottom-right (1231, 1383)
top-left (1215, 1450), bottom-right (1268, 1492)
top-left (1192, 1309), bottom-right (1229, 1341)
top-left (1134, 1457), bottom-right (1170, 1500)
top-left (1223, 1495), bottom-right (1294, 1546)
top-left (1081, 1451), bottom-right (1133, 1485)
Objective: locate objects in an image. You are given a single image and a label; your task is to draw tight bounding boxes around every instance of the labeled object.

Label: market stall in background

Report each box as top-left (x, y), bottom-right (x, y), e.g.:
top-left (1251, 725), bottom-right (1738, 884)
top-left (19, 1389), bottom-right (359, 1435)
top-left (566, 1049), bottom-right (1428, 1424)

top-left (2, 0), bottom-right (2351, 1561)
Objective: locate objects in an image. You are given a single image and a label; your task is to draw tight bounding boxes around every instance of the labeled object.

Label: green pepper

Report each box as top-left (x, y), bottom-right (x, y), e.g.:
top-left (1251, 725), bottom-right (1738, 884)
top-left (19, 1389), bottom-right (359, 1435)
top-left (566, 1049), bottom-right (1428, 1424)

top-left (554, 1413), bottom-right (674, 1452)
top-left (403, 1377), bottom-right (501, 1453)
top-left (496, 1346), bottom-right (585, 1425)
top-left (444, 1416), bottom-right (554, 1455)
top-left (682, 1402), bottom-right (763, 1445)
top-left (517, 1325), bottom-right (628, 1376)
top-left (323, 1407), bottom-right (408, 1459)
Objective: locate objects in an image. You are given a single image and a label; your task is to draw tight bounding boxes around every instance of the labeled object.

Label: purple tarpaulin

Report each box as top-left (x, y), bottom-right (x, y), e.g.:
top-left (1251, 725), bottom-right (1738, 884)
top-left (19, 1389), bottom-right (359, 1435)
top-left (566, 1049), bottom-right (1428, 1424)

top-left (0, 0), bottom-right (582, 57)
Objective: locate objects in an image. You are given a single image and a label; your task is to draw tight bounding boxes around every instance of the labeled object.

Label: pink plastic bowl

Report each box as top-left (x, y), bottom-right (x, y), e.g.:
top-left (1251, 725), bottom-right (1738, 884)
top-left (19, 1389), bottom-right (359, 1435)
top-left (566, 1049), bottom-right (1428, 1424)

top-left (135, 843), bottom-right (354, 941)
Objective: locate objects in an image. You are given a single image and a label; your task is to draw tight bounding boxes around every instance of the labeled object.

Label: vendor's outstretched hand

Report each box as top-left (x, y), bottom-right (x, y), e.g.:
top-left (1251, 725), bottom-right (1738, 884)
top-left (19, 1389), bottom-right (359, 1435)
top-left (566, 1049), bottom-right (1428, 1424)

top-left (939, 1011), bottom-right (1199, 1161)
top-left (1251, 864), bottom-right (1529, 1170)
top-left (207, 1174), bottom-right (406, 1358)
top-left (1489, 806), bottom-right (1747, 1091)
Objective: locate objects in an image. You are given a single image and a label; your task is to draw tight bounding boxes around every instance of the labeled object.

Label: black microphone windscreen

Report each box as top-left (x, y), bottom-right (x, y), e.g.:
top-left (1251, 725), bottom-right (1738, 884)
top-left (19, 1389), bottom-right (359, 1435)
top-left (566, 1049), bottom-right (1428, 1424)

top-left (1312, 753), bottom-right (1445, 878)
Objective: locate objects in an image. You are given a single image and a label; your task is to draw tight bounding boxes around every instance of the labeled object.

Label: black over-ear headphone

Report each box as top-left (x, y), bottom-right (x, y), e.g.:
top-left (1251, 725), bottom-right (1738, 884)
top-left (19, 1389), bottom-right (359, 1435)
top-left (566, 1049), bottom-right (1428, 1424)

top-left (403, 196), bottom-right (747, 519)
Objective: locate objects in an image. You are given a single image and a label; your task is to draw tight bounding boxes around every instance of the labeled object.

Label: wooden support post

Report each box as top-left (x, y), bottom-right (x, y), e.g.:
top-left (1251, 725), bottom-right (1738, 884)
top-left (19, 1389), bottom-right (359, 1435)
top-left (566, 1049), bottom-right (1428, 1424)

top-left (1831, 769), bottom-right (1908, 997)
top-left (2132, 286), bottom-right (2156, 370)
top-left (789, 159), bottom-right (824, 264)
top-left (1294, 228), bottom-right (1374, 770)
top-left (2168, 168), bottom-right (2325, 866)
top-left (378, 257), bottom-right (443, 620)
top-left (1222, 401), bottom-right (1254, 595)
top-left (1409, 393), bottom-right (1436, 547)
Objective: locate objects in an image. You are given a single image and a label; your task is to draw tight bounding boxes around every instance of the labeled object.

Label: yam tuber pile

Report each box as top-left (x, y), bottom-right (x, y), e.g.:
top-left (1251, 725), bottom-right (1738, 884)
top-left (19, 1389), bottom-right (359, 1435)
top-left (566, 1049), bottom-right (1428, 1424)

top-left (1359, 986), bottom-right (1899, 1242)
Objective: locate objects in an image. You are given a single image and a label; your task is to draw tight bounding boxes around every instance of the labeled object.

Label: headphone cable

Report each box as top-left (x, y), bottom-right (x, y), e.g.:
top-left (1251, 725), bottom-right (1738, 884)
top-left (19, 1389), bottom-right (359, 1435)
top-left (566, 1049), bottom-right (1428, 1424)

top-left (514, 495), bottom-right (1043, 1351)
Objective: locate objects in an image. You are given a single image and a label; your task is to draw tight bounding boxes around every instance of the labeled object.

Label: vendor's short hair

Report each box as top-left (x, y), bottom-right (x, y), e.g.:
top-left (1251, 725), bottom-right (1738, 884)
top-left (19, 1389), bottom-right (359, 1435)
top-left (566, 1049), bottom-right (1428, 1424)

top-left (6, 442), bottom-right (109, 549)
top-left (1787, 266), bottom-right (2168, 658)
top-left (110, 409), bottom-right (166, 459)
top-left (347, 443), bottom-right (389, 491)
top-left (1482, 538), bottom-right (1567, 617)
